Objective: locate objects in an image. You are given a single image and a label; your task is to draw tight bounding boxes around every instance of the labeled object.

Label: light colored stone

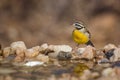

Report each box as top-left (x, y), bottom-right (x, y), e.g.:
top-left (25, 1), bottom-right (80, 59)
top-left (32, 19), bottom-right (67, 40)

top-left (102, 68), bottom-right (115, 77)
top-left (48, 45), bottom-right (72, 53)
top-left (14, 48), bottom-right (25, 62)
top-left (114, 67), bottom-right (120, 75)
top-left (36, 54), bottom-right (49, 62)
top-left (39, 43), bottom-right (51, 54)
top-left (39, 43), bottom-right (49, 52)
top-left (10, 41), bottom-right (27, 54)
top-left (104, 44), bottom-right (117, 52)
top-left (25, 46), bottom-right (40, 58)
top-left (14, 56), bottom-right (24, 62)
top-left (48, 52), bottom-right (58, 59)
top-left (3, 47), bottom-right (11, 57)
top-left (47, 45), bottom-right (72, 59)
top-left (110, 48), bottom-right (120, 62)
top-left (81, 46), bottom-right (96, 60)
top-left (80, 70), bottom-right (91, 80)
top-left (76, 48), bottom-right (85, 55)
top-left (91, 72), bottom-right (99, 78)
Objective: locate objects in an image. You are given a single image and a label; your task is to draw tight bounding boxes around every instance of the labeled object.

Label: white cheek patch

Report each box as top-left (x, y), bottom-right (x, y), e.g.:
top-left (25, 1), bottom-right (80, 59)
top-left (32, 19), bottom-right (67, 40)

top-left (79, 28), bottom-right (85, 32)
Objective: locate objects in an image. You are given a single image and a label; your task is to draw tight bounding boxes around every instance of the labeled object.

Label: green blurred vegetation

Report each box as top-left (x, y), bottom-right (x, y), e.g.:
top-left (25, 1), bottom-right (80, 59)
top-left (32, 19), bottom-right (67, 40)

top-left (0, 0), bottom-right (120, 48)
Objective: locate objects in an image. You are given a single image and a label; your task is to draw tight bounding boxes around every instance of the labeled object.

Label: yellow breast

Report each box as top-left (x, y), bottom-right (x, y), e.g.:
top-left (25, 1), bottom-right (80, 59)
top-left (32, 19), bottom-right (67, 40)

top-left (72, 29), bottom-right (89, 44)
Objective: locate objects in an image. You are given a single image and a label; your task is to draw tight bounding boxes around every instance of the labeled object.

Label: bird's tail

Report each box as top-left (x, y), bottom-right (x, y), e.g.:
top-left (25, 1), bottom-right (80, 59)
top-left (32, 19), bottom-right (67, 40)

top-left (86, 40), bottom-right (94, 47)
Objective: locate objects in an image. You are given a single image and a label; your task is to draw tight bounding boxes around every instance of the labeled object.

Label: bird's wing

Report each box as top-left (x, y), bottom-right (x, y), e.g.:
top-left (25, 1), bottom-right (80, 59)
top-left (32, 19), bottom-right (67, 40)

top-left (85, 29), bottom-right (91, 38)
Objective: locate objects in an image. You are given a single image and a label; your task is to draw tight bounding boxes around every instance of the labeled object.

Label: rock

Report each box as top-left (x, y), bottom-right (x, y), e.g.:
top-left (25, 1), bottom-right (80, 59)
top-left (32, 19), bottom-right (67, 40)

top-left (40, 43), bottom-right (49, 50)
top-left (36, 54), bottom-right (49, 63)
top-left (14, 56), bottom-right (24, 62)
top-left (57, 51), bottom-right (72, 60)
top-left (48, 52), bottom-right (59, 59)
top-left (39, 43), bottom-right (54, 55)
top-left (104, 49), bottom-right (115, 60)
top-left (76, 48), bottom-right (85, 55)
top-left (104, 44), bottom-right (117, 52)
top-left (91, 72), bottom-right (100, 78)
top-left (96, 49), bottom-right (105, 61)
top-left (114, 67), bottom-right (120, 75)
top-left (104, 48), bottom-right (120, 62)
top-left (39, 43), bottom-right (49, 53)
top-left (80, 46), bottom-right (96, 60)
top-left (48, 45), bottom-right (72, 53)
top-left (10, 41), bottom-right (27, 54)
top-left (47, 45), bottom-right (72, 59)
top-left (3, 47), bottom-right (11, 57)
top-left (25, 46), bottom-right (40, 58)
top-left (102, 68), bottom-right (115, 77)
top-left (80, 70), bottom-right (91, 80)
top-left (111, 48), bottom-right (120, 62)
top-left (14, 48), bottom-right (25, 62)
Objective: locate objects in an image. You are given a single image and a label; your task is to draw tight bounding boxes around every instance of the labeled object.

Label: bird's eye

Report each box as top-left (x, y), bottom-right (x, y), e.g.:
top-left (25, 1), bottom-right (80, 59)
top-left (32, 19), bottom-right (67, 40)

top-left (73, 23), bottom-right (79, 27)
top-left (73, 22), bottom-right (85, 29)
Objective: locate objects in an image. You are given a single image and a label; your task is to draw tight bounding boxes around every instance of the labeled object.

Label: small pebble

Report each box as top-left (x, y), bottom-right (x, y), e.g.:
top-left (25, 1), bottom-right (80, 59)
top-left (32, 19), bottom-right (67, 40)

top-left (25, 46), bottom-right (40, 58)
top-left (76, 48), bottom-right (85, 55)
top-left (3, 47), bottom-right (11, 57)
top-left (102, 68), bottom-right (114, 76)
top-left (36, 54), bottom-right (49, 63)
top-left (40, 43), bottom-right (49, 50)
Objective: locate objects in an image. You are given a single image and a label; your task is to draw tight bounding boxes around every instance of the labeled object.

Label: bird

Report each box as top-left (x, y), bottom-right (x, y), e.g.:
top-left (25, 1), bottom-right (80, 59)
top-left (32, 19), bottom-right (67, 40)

top-left (72, 22), bottom-right (94, 47)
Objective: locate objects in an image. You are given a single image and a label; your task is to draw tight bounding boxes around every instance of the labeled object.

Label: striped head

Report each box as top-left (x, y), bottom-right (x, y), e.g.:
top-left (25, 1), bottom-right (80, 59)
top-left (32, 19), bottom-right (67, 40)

top-left (73, 22), bottom-right (85, 30)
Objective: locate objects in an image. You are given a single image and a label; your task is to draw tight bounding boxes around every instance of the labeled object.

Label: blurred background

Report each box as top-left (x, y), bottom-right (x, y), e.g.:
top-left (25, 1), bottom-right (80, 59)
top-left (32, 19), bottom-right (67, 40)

top-left (0, 0), bottom-right (120, 48)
